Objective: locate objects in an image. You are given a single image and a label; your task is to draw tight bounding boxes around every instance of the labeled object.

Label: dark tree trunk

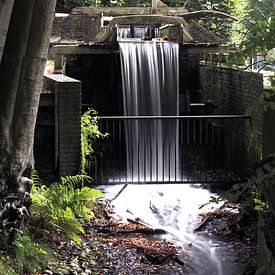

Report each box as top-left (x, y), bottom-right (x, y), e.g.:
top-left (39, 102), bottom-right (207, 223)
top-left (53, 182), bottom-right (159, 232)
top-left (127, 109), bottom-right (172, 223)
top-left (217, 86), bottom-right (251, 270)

top-left (0, 0), bottom-right (15, 62)
top-left (0, 0), bottom-right (56, 243)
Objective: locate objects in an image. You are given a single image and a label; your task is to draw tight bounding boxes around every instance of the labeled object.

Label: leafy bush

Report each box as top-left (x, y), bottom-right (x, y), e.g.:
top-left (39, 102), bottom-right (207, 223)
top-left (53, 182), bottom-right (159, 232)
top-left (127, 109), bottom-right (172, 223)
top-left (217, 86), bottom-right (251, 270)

top-left (81, 108), bottom-right (108, 174)
top-left (31, 174), bottom-right (104, 244)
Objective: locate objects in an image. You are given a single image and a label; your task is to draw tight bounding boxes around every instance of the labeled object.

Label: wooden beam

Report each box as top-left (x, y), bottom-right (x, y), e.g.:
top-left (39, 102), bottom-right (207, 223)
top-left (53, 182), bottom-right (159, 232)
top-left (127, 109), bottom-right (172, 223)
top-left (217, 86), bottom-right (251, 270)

top-left (185, 45), bottom-right (234, 54)
top-left (72, 6), bottom-right (188, 16)
top-left (179, 10), bottom-right (237, 21)
top-left (110, 14), bottom-right (187, 26)
top-left (50, 44), bottom-right (119, 55)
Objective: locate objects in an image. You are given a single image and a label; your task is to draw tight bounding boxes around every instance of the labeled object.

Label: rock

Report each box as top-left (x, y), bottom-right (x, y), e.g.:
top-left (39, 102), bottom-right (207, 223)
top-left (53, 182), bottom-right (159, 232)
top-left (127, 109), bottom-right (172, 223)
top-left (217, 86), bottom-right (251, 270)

top-left (54, 267), bottom-right (70, 275)
top-left (84, 269), bottom-right (92, 274)
top-left (43, 270), bottom-right (53, 275)
top-left (89, 259), bottom-right (96, 266)
top-left (81, 262), bottom-right (88, 269)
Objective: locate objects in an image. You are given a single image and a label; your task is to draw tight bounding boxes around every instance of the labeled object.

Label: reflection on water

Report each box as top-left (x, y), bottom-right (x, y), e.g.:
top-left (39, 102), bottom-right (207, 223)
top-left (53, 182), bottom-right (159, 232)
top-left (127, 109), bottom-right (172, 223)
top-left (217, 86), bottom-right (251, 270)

top-left (99, 184), bottom-right (245, 275)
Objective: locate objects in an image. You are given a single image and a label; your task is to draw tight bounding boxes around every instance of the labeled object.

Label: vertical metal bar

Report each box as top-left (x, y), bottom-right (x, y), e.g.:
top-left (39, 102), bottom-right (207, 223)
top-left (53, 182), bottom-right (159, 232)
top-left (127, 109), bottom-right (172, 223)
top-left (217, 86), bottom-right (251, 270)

top-left (187, 119), bottom-right (190, 145)
top-left (118, 119), bottom-right (122, 183)
top-left (236, 118), bottom-right (239, 177)
top-left (131, 120), bottom-right (134, 183)
top-left (205, 118), bottom-right (208, 183)
top-left (242, 119), bottom-right (245, 180)
top-left (230, 119), bottom-right (233, 182)
top-left (217, 121), bottom-right (221, 183)
top-left (193, 119), bottom-right (196, 145)
top-left (162, 137), bottom-right (165, 182)
top-left (180, 119), bottom-right (183, 182)
top-left (199, 119), bottom-right (202, 145)
top-left (137, 119), bottom-right (140, 183)
top-left (144, 119), bottom-right (146, 182)
top-left (175, 118), bottom-right (177, 182)
top-left (150, 119), bottom-right (153, 182)
top-left (211, 121), bottom-right (214, 181)
top-left (112, 120), bottom-right (115, 183)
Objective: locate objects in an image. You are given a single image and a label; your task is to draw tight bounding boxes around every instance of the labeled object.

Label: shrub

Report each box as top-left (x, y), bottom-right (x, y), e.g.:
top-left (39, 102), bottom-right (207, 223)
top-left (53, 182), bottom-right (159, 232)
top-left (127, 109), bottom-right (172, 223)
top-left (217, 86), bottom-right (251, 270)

top-left (31, 174), bottom-right (104, 244)
top-left (81, 108), bottom-right (108, 174)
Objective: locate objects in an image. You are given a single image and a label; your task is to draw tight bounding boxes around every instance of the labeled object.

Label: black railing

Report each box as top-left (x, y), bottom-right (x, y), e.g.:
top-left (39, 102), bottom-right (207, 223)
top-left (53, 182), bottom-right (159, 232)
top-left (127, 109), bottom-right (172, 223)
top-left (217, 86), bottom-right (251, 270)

top-left (88, 115), bottom-right (251, 184)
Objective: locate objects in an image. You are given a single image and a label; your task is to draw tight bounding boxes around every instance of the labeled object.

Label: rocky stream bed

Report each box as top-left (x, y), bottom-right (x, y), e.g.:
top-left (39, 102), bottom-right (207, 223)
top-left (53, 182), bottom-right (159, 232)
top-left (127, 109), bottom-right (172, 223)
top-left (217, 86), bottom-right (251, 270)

top-left (40, 192), bottom-right (258, 275)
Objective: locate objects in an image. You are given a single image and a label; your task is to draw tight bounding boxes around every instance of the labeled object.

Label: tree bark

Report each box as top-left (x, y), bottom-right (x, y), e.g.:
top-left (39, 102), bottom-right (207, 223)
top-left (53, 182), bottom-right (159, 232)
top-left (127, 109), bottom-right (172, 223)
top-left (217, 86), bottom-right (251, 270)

top-left (0, 0), bottom-right (15, 62)
top-left (0, 0), bottom-right (56, 240)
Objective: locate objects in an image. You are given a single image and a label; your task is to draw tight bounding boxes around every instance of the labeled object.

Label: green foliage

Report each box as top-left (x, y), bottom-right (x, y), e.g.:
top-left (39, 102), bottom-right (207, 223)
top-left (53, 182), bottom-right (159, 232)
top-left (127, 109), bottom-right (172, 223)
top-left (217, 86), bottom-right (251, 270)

top-left (0, 258), bottom-right (16, 275)
top-left (254, 197), bottom-right (267, 212)
top-left (81, 108), bottom-right (108, 174)
top-left (31, 174), bottom-right (103, 244)
top-left (13, 233), bottom-right (51, 274)
top-left (246, 88), bottom-right (275, 115)
top-left (229, 0), bottom-right (275, 65)
top-left (185, 0), bottom-right (233, 42)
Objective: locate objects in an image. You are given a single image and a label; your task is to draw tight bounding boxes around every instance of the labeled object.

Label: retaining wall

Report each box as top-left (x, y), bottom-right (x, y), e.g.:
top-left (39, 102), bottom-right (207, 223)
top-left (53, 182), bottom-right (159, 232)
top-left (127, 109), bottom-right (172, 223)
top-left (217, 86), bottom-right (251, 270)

top-left (198, 66), bottom-right (264, 167)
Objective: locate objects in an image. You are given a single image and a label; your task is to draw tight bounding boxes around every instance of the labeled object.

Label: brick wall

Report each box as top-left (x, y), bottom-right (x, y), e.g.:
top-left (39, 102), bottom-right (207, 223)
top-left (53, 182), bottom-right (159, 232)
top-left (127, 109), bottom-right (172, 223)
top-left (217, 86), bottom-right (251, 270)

top-left (35, 74), bottom-right (82, 181)
top-left (198, 66), bottom-right (264, 167)
top-left (199, 66), bottom-right (263, 115)
top-left (51, 13), bottom-right (101, 43)
top-left (263, 75), bottom-right (275, 157)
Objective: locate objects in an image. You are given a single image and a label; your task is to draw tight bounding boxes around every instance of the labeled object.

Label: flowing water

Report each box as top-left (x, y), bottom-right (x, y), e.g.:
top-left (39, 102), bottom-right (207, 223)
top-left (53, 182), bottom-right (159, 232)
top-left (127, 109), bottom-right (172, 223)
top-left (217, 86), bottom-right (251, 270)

top-left (114, 35), bottom-right (246, 274)
top-left (119, 40), bottom-right (180, 182)
top-left (99, 184), bottom-right (245, 275)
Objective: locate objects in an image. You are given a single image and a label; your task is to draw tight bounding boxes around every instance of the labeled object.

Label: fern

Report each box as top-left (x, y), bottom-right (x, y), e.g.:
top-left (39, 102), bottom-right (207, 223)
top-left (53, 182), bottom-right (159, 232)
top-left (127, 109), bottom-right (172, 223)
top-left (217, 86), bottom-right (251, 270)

top-left (31, 174), bottom-right (104, 244)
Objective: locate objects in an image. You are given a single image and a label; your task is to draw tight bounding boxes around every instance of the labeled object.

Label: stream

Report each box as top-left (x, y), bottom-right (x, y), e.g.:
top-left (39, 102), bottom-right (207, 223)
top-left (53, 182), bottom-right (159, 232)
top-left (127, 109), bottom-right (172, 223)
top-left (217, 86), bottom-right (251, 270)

top-left (99, 183), bottom-right (248, 275)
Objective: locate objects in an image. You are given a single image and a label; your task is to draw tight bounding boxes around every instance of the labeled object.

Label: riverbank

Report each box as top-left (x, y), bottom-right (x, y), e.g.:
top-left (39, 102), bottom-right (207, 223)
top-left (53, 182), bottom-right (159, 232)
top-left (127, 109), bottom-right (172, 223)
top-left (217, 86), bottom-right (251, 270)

top-left (40, 188), bottom-right (258, 275)
top-left (41, 218), bottom-right (186, 275)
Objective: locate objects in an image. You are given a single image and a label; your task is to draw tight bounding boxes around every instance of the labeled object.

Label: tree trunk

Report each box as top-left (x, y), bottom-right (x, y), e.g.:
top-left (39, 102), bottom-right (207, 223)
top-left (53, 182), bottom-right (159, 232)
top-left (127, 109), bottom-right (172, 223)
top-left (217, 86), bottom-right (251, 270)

top-left (0, 0), bottom-right (15, 62)
top-left (0, 0), bottom-right (56, 242)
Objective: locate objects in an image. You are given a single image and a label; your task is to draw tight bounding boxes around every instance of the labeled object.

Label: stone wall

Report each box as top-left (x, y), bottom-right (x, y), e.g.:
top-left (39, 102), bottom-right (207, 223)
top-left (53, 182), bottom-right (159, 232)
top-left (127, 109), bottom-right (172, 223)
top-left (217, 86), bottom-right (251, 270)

top-left (34, 74), bottom-right (82, 181)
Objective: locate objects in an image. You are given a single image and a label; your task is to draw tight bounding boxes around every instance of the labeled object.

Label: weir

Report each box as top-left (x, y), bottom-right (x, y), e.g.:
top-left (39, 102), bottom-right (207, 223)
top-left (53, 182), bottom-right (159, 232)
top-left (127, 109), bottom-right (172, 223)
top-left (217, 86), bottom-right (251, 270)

top-left (119, 39), bottom-right (180, 182)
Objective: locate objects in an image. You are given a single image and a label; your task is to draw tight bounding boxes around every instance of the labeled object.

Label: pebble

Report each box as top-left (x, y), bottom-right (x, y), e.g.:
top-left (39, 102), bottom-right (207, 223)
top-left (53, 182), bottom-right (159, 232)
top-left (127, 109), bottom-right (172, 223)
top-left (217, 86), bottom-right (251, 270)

top-left (43, 270), bottom-right (53, 275)
top-left (84, 269), bottom-right (92, 274)
top-left (54, 267), bottom-right (70, 274)
top-left (70, 262), bottom-right (79, 269)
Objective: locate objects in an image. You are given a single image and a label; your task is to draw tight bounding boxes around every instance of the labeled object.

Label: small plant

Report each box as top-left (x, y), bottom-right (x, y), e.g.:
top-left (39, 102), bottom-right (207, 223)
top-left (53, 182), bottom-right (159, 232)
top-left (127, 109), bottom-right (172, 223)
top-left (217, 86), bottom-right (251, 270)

top-left (254, 197), bottom-right (267, 212)
top-left (13, 233), bottom-right (51, 274)
top-left (0, 258), bottom-right (16, 275)
top-left (31, 174), bottom-right (104, 244)
top-left (81, 108), bottom-right (108, 174)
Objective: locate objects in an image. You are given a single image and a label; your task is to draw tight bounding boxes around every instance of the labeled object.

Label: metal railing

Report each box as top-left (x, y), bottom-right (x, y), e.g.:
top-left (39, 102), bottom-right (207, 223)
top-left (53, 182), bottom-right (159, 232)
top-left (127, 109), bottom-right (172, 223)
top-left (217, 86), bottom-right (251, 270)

top-left (88, 115), bottom-right (251, 184)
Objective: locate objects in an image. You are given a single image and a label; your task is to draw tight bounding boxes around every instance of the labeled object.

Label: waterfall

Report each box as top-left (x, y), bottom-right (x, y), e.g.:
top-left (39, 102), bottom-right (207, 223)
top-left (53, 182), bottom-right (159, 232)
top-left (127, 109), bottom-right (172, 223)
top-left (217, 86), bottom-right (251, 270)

top-left (119, 40), bottom-right (180, 182)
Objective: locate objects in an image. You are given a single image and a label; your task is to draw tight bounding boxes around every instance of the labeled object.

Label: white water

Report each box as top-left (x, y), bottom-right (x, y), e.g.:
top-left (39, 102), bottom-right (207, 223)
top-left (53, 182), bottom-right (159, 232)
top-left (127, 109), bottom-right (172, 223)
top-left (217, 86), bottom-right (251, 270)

top-left (116, 35), bottom-right (244, 274)
top-left (119, 40), bottom-right (180, 182)
top-left (100, 184), bottom-right (244, 275)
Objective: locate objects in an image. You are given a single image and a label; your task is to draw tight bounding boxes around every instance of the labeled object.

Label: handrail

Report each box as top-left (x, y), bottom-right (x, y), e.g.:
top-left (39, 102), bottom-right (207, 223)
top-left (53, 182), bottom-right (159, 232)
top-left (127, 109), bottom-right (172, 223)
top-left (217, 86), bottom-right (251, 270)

top-left (98, 115), bottom-right (251, 120)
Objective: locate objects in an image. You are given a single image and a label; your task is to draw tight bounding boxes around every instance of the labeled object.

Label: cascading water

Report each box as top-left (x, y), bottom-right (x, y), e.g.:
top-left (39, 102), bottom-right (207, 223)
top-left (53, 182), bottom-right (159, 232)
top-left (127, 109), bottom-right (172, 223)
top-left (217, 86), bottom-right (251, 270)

top-left (111, 31), bottom-right (246, 275)
top-left (100, 184), bottom-right (245, 275)
top-left (119, 40), bottom-right (180, 182)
